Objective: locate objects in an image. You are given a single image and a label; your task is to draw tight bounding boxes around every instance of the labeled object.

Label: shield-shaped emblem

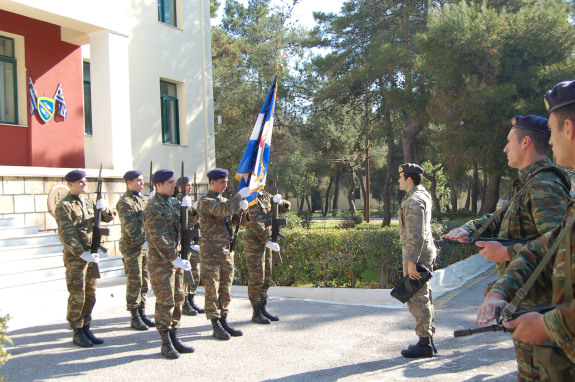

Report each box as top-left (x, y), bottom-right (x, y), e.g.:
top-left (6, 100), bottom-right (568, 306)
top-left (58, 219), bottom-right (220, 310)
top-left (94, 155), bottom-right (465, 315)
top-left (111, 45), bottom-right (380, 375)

top-left (37, 96), bottom-right (55, 123)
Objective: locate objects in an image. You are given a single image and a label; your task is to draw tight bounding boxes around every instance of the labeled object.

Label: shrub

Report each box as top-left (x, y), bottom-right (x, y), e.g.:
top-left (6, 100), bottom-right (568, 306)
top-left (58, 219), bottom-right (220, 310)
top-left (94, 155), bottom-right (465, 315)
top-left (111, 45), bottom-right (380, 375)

top-left (0, 313), bottom-right (12, 381)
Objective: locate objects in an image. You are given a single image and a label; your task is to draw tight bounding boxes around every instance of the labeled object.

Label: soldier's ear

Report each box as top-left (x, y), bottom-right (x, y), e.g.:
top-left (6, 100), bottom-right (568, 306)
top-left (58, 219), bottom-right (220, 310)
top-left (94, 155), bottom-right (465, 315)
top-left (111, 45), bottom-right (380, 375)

top-left (565, 118), bottom-right (575, 141)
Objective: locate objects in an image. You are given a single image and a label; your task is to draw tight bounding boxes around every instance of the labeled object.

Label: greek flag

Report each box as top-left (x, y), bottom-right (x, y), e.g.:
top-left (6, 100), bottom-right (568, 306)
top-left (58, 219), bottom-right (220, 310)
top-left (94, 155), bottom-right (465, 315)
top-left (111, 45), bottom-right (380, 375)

top-left (235, 76), bottom-right (278, 206)
top-left (29, 77), bottom-right (38, 116)
top-left (54, 84), bottom-right (67, 119)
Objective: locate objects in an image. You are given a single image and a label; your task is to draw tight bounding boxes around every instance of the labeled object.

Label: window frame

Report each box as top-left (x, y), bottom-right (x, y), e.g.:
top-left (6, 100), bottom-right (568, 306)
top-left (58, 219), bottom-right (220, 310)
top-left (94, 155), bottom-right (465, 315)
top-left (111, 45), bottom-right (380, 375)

top-left (160, 80), bottom-right (180, 145)
top-left (158, 0), bottom-right (178, 27)
top-left (0, 35), bottom-right (18, 125)
top-left (83, 61), bottom-right (93, 136)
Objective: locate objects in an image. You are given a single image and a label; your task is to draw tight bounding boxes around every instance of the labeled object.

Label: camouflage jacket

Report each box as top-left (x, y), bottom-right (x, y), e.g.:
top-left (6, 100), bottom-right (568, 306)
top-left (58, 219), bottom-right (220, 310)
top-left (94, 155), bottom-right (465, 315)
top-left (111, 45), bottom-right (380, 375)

top-left (491, 199), bottom-right (575, 362)
top-left (242, 191), bottom-right (291, 245)
top-left (116, 190), bottom-right (146, 249)
top-left (143, 192), bottom-right (180, 262)
top-left (55, 193), bottom-right (114, 256)
top-left (462, 158), bottom-right (570, 260)
top-left (197, 190), bottom-right (241, 255)
top-left (398, 185), bottom-right (436, 267)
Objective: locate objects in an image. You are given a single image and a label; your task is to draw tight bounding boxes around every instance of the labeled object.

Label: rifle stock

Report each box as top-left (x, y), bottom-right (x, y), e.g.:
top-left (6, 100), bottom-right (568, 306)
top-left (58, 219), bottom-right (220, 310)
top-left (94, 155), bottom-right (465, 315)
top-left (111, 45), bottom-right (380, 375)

top-left (180, 162), bottom-right (194, 285)
top-left (89, 164), bottom-right (109, 279)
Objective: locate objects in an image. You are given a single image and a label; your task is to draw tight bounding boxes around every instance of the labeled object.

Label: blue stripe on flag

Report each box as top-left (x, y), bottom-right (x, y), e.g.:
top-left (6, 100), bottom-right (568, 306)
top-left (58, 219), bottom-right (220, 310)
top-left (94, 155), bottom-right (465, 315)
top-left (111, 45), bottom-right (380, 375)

top-left (29, 77), bottom-right (38, 116)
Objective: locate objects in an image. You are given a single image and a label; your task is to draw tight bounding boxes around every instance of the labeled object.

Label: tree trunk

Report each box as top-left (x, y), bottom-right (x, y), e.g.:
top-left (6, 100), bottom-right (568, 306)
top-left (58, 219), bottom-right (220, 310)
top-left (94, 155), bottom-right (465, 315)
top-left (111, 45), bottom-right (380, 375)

top-left (401, 121), bottom-right (423, 163)
top-left (332, 168), bottom-right (341, 216)
top-left (382, 108), bottom-right (394, 227)
top-left (306, 195), bottom-right (312, 212)
top-left (464, 183), bottom-right (471, 210)
top-left (424, 171), bottom-right (441, 213)
top-left (479, 173), bottom-right (501, 214)
top-left (323, 175), bottom-right (334, 217)
top-left (348, 167), bottom-right (357, 214)
top-left (357, 168), bottom-right (368, 219)
top-left (449, 181), bottom-right (458, 212)
top-left (471, 162), bottom-right (479, 213)
top-left (299, 194), bottom-right (305, 213)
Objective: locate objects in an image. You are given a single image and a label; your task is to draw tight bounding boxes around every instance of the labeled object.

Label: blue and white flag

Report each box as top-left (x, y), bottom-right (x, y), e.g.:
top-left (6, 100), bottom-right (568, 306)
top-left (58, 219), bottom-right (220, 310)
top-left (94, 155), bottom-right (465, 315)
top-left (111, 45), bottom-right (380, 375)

top-left (54, 83), bottom-right (67, 119)
top-left (235, 76), bottom-right (278, 206)
top-left (29, 77), bottom-right (38, 116)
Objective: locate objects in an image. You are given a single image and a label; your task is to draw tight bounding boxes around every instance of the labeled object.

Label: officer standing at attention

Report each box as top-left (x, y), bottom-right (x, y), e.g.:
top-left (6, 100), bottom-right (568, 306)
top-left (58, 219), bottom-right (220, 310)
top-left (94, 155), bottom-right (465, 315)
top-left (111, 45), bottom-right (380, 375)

top-left (55, 169), bottom-right (114, 348)
top-left (397, 163), bottom-right (437, 358)
top-left (242, 190), bottom-right (290, 324)
top-left (116, 170), bottom-right (156, 331)
top-left (197, 168), bottom-right (252, 340)
top-left (476, 80), bottom-right (575, 380)
top-left (144, 169), bottom-right (194, 359)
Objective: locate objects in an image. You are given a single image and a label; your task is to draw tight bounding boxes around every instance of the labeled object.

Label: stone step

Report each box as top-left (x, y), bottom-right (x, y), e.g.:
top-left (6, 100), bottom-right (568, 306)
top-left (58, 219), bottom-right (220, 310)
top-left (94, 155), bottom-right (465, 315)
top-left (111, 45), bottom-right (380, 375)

top-left (0, 225), bottom-right (39, 239)
top-left (0, 242), bottom-right (64, 259)
top-left (0, 217), bottom-right (15, 227)
top-left (0, 232), bottom-right (60, 248)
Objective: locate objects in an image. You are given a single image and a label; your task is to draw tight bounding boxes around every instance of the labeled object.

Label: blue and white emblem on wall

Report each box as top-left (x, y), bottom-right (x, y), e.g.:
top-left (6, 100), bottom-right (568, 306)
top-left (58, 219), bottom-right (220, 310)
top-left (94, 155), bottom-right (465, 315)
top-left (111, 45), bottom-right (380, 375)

top-left (37, 96), bottom-right (55, 123)
top-left (28, 77), bottom-right (68, 123)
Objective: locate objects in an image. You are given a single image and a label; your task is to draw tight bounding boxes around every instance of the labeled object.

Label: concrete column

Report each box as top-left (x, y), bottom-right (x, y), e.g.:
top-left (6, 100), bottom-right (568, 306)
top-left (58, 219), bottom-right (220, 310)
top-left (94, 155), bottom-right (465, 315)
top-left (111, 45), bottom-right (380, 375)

top-left (86, 30), bottom-right (133, 170)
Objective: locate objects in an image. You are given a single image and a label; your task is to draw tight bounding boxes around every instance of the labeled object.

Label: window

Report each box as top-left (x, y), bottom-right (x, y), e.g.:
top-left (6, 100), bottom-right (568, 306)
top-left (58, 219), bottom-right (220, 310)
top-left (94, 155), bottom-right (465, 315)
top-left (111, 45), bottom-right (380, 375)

top-left (0, 36), bottom-right (17, 124)
top-left (83, 61), bottom-right (92, 135)
top-left (158, 0), bottom-right (177, 27)
top-left (160, 81), bottom-right (179, 144)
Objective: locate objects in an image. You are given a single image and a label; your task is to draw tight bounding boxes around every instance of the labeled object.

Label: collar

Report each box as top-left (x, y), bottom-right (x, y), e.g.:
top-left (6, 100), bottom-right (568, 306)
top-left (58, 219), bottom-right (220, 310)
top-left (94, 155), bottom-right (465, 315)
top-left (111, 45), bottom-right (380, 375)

top-left (518, 158), bottom-right (551, 181)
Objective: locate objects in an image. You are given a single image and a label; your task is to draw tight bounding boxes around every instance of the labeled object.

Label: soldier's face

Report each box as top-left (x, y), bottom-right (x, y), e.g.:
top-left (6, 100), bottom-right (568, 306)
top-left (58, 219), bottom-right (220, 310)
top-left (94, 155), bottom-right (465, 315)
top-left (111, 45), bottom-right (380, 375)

top-left (503, 129), bottom-right (524, 169)
top-left (210, 178), bottom-right (228, 194)
top-left (548, 112), bottom-right (575, 168)
top-left (184, 182), bottom-right (192, 195)
top-left (68, 178), bottom-right (87, 195)
top-left (127, 176), bottom-right (144, 193)
top-left (157, 177), bottom-right (176, 196)
top-left (398, 173), bottom-right (409, 191)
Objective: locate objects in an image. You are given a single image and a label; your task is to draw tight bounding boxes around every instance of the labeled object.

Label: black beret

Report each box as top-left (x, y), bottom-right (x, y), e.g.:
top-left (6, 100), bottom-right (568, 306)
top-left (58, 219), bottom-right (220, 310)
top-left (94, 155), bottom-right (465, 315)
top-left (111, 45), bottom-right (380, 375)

top-left (207, 168), bottom-right (228, 180)
top-left (64, 169), bottom-right (86, 182)
top-left (123, 170), bottom-right (143, 181)
top-left (176, 176), bottom-right (190, 187)
top-left (545, 80), bottom-right (575, 113)
top-left (399, 163), bottom-right (424, 175)
top-left (152, 169), bottom-right (174, 184)
top-left (510, 115), bottom-right (550, 137)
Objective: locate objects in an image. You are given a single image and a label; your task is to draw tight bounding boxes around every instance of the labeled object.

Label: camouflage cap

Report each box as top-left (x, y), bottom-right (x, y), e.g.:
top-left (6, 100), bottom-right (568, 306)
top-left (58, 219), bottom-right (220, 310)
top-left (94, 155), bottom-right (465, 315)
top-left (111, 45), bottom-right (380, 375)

top-left (152, 169), bottom-right (174, 184)
top-left (399, 163), bottom-right (424, 175)
top-left (176, 176), bottom-right (190, 187)
top-left (64, 169), bottom-right (86, 182)
top-left (123, 170), bottom-right (143, 181)
top-left (510, 115), bottom-right (550, 137)
top-left (544, 80), bottom-right (575, 113)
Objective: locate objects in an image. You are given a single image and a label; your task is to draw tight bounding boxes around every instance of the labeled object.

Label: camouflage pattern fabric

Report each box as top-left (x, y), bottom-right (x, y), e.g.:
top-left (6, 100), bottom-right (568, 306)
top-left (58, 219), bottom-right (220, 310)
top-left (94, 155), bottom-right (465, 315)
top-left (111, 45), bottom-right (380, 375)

top-left (399, 185), bottom-right (436, 338)
top-left (175, 194), bottom-right (200, 293)
top-left (197, 190), bottom-right (242, 319)
top-left (55, 192), bottom-right (114, 329)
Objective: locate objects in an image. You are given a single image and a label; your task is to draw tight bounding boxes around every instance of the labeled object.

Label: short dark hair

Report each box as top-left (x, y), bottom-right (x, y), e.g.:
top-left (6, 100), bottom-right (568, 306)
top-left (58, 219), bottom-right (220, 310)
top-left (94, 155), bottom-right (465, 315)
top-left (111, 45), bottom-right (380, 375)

top-left (514, 128), bottom-right (550, 155)
top-left (403, 172), bottom-right (422, 185)
top-left (553, 103), bottom-right (575, 132)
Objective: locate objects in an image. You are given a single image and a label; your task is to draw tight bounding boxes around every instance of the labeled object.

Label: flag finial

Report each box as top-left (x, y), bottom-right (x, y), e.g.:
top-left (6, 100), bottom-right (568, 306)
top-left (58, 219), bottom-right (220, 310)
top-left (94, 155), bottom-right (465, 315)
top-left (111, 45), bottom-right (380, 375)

top-left (276, 52), bottom-right (286, 77)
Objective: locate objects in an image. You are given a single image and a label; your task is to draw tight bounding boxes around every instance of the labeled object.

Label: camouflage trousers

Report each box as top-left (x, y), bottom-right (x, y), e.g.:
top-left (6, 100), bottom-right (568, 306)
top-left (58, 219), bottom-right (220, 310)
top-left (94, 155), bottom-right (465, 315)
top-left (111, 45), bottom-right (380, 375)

top-left (147, 248), bottom-right (184, 331)
top-left (201, 251), bottom-right (234, 320)
top-left (244, 242), bottom-right (272, 306)
top-left (184, 249), bottom-right (201, 295)
top-left (406, 281), bottom-right (435, 338)
top-left (121, 245), bottom-right (150, 310)
top-left (64, 251), bottom-right (97, 329)
top-left (515, 340), bottom-right (575, 381)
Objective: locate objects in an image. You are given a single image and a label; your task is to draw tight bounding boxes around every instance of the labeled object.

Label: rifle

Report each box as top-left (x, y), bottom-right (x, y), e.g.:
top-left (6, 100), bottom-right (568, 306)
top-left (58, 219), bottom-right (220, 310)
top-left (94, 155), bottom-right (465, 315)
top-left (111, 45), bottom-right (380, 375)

top-left (89, 164), bottom-right (110, 279)
top-left (271, 175), bottom-right (286, 262)
top-left (149, 161), bottom-right (154, 196)
top-left (190, 172), bottom-right (201, 251)
top-left (180, 162), bottom-right (194, 285)
top-left (437, 237), bottom-right (528, 248)
top-left (454, 305), bottom-right (557, 337)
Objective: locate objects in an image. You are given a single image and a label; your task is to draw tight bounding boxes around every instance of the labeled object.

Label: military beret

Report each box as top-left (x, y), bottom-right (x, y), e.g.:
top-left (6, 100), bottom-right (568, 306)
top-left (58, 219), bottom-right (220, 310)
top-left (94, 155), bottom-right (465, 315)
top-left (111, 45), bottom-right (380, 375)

top-left (123, 170), bottom-right (143, 181)
top-left (207, 168), bottom-right (228, 180)
top-left (64, 169), bottom-right (86, 182)
top-left (510, 115), bottom-right (550, 137)
top-left (152, 169), bottom-right (174, 184)
top-left (398, 163), bottom-right (424, 175)
top-left (176, 176), bottom-right (190, 187)
top-left (545, 80), bottom-right (575, 113)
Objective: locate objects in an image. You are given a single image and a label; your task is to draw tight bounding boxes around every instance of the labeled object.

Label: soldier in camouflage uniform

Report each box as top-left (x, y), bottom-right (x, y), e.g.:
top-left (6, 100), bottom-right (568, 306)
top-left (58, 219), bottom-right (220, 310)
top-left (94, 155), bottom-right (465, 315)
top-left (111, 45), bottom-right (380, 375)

top-left (476, 81), bottom-right (575, 381)
top-left (116, 170), bottom-right (156, 331)
top-left (55, 169), bottom-right (114, 348)
top-left (397, 163), bottom-right (438, 358)
top-left (197, 168), bottom-right (252, 340)
top-left (143, 169), bottom-right (194, 359)
top-left (241, 190), bottom-right (290, 324)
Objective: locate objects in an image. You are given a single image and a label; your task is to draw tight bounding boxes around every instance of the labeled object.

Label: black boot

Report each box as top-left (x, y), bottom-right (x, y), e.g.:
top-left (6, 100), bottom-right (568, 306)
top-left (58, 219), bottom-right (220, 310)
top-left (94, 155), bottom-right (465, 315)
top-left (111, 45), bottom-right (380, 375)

top-left (188, 294), bottom-right (205, 313)
top-left (219, 317), bottom-right (243, 337)
top-left (73, 328), bottom-right (93, 348)
top-left (130, 308), bottom-right (149, 331)
top-left (401, 337), bottom-right (436, 358)
top-left (211, 318), bottom-right (231, 340)
top-left (251, 303), bottom-right (271, 324)
top-left (182, 299), bottom-right (198, 316)
top-left (138, 303), bottom-right (156, 327)
top-left (168, 328), bottom-right (194, 353)
top-left (159, 329), bottom-right (179, 359)
top-left (260, 299), bottom-right (279, 321)
top-left (82, 324), bottom-right (103, 345)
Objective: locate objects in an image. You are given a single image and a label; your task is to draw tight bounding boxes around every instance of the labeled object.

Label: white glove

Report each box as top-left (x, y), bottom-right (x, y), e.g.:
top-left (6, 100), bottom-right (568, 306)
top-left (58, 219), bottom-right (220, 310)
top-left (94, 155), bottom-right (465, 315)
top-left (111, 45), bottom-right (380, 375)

top-left (96, 198), bottom-right (107, 210)
top-left (192, 201), bottom-right (198, 211)
top-left (181, 196), bottom-right (192, 210)
top-left (149, 191), bottom-right (155, 199)
top-left (265, 241), bottom-right (280, 252)
top-left (142, 241), bottom-right (148, 250)
top-left (238, 186), bottom-right (253, 198)
top-left (190, 244), bottom-right (200, 253)
top-left (240, 199), bottom-right (249, 210)
top-left (172, 258), bottom-right (192, 271)
top-left (273, 194), bottom-right (283, 204)
top-left (80, 252), bottom-right (100, 263)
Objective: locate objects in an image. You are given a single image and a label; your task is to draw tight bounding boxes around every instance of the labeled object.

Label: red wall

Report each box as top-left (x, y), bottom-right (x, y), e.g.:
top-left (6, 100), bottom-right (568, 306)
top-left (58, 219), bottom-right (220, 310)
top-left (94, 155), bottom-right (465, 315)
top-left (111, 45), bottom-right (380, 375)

top-left (0, 9), bottom-right (85, 168)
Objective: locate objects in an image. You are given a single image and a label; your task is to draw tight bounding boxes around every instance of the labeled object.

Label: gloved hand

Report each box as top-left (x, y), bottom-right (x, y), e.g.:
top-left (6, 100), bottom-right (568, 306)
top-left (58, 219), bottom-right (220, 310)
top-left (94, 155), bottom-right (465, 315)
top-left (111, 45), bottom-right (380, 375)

top-left (238, 186), bottom-right (253, 198)
top-left (240, 200), bottom-right (249, 210)
top-left (149, 191), bottom-right (155, 199)
top-left (190, 244), bottom-right (200, 253)
top-left (142, 241), bottom-right (148, 250)
top-left (192, 201), bottom-right (198, 211)
top-left (181, 196), bottom-right (192, 210)
top-left (172, 258), bottom-right (192, 271)
top-left (80, 252), bottom-right (100, 263)
top-left (96, 198), bottom-right (107, 210)
top-left (273, 194), bottom-right (283, 204)
top-left (265, 241), bottom-right (280, 252)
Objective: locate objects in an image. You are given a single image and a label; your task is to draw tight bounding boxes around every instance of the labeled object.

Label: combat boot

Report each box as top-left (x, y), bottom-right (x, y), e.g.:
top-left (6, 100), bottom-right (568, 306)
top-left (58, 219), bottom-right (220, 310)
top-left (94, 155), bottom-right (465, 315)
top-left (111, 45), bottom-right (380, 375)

top-left (211, 318), bottom-right (231, 340)
top-left (220, 317), bottom-right (243, 337)
top-left (182, 299), bottom-right (198, 316)
top-left (82, 324), bottom-right (103, 345)
top-left (401, 337), bottom-right (436, 358)
top-left (251, 303), bottom-right (271, 324)
top-left (159, 329), bottom-right (179, 359)
top-left (168, 328), bottom-right (195, 353)
top-left (138, 303), bottom-right (156, 327)
top-left (73, 328), bottom-right (93, 348)
top-left (188, 293), bottom-right (205, 313)
top-left (260, 299), bottom-right (279, 321)
top-left (129, 308), bottom-right (148, 331)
